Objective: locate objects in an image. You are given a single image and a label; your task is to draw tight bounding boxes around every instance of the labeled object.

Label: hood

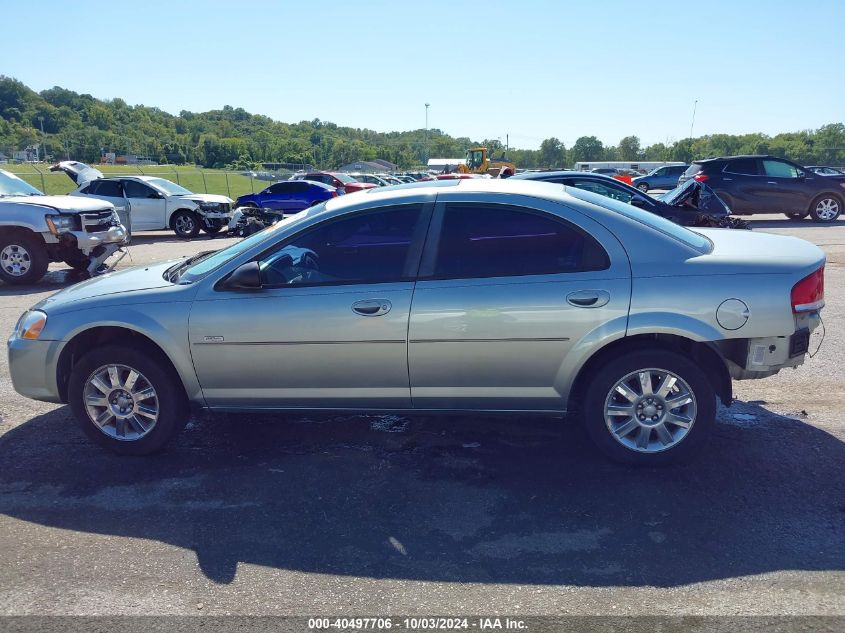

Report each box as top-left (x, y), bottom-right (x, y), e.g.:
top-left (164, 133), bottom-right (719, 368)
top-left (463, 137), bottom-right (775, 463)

top-left (659, 180), bottom-right (730, 217)
top-left (5, 194), bottom-right (115, 214)
top-left (177, 193), bottom-right (233, 204)
top-left (49, 161), bottom-right (104, 186)
top-left (35, 261), bottom-right (179, 312)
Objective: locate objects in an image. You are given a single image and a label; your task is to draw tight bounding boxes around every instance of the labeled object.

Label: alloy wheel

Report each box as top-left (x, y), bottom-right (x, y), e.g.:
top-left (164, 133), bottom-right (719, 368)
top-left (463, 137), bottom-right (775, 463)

top-left (604, 368), bottom-right (697, 453)
top-left (815, 198), bottom-right (840, 221)
top-left (83, 364), bottom-right (159, 441)
top-left (175, 214), bottom-right (195, 234)
top-left (0, 244), bottom-right (32, 277)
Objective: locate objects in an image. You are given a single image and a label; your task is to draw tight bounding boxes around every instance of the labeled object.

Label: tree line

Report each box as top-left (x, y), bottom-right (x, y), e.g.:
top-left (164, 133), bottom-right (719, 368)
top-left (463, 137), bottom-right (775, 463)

top-left (1, 76), bottom-right (843, 170)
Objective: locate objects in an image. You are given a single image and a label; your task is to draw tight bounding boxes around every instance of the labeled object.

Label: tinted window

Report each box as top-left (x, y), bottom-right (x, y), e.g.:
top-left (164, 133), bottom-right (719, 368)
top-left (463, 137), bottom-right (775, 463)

top-left (433, 204), bottom-right (609, 279)
top-left (762, 160), bottom-right (800, 178)
top-left (259, 205), bottom-right (423, 287)
top-left (267, 182), bottom-right (293, 194)
top-left (292, 182), bottom-right (311, 193)
top-left (122, 180), bottom-right (156, 198)
top-left (670, 166), bottom-right (687, 175)
top-left (725, 158), bottom-right (759, 175)
top-left (89, 180), bottom-right (123, 197)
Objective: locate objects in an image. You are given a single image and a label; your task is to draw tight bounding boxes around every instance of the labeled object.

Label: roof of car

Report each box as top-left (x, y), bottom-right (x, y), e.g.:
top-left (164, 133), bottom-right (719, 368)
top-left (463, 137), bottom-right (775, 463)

top-left (694, 155), bottom-right (773, 163)
top-left (510, 170), bottom-right (617, 180)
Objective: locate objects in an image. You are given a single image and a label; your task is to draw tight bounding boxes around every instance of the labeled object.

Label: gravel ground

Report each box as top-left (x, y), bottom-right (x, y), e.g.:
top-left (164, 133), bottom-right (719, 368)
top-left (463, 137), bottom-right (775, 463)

top-left (0, 217), bottom-right (843, 617)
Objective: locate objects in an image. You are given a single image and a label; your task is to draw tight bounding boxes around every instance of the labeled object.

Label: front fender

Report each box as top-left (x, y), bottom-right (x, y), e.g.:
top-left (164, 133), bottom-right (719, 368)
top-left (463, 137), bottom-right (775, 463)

top-left (52, 302), bottom-right (204, 404)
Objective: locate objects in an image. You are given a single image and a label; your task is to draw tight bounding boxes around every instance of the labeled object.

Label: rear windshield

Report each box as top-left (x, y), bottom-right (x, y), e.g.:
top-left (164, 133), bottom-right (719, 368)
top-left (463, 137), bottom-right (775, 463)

top-left (683, 164), bottom-right (704, 178)
top-left (563, 185), bottom-right (712, 252)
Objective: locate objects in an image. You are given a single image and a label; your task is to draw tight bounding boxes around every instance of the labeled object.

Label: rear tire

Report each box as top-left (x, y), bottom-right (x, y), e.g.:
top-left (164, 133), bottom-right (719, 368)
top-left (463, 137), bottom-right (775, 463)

top-left (581, 349), bottom-right (716, 466)
top-left (68, 345), bottom-right (189, 455)
top-left (171, 210), bottom-right (201, 239)
top-left (0, 231), bottom-right (49, 285)
top-left (809, 194), bottom-right (842, 223)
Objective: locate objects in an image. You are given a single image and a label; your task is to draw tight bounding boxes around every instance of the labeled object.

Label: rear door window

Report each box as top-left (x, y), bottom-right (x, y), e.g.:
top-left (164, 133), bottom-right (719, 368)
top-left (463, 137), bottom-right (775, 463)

top-left (432, 203), bottom-right (609, 279)
top-left (725, 159), bottom-right (760, 175)
top-left (88, 180), bottom-right (123, 197)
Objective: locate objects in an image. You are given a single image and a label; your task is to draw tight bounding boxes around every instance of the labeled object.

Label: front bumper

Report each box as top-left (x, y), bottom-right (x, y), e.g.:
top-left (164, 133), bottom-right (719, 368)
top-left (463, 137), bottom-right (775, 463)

top-left (7, 337), bottom-right (66, 404)
top-left (69, 225), bottom-right (129, 255)
top-left (197, 210), bottom-right (232, 220)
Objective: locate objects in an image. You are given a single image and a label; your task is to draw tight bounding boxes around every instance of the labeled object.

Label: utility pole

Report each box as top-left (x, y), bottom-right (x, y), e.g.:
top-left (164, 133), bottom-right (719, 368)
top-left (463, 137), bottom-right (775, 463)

top-left (689, 100), bottom-right (698, 140)
top-left (424, 103), bottom-right (430, 167)
top-left (38, 117), bottom-right (47, 161)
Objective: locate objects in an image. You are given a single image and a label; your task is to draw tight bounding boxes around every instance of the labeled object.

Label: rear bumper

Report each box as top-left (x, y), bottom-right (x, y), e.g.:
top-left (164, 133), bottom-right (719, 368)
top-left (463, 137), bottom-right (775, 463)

top-left (725, 312), bottom-right (821, 380)
top-left (7, 337), bottom-right (65, 403)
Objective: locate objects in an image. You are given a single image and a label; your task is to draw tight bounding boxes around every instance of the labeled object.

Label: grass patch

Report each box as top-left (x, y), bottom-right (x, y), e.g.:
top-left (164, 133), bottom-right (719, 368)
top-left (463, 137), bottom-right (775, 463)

top-left (3, 163), bottom-right (265, 199)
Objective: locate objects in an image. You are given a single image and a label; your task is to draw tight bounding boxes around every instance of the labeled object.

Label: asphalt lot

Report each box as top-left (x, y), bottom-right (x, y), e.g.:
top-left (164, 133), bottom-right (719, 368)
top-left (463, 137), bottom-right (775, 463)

top-left (0, 216), bottom-right (843, 616)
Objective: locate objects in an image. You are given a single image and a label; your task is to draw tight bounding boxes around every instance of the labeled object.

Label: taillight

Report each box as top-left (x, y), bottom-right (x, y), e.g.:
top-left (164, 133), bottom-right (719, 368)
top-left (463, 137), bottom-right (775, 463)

top-left (693, 174), bottom-right (709, 182)
top-left (330, 190), bottom-right (338, 198)
top-left (791, 267), bottom-right (825, 313)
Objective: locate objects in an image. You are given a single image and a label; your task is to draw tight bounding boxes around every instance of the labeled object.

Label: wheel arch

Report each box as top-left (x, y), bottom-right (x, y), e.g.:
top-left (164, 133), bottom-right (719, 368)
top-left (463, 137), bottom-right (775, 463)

top-left (56, 325), bottom-right (191, 405)
top-left (567, 333), bottom-right (732, 414)
top-left (168, 207), bottom-right (198, 229)
top-left (808, 190), bottom-right (844, 211)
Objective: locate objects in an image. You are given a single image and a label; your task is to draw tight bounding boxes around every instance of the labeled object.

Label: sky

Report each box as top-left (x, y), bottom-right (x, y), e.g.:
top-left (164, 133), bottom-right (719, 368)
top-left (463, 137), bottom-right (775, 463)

top-left (4, 0), bottom-right (844, 150)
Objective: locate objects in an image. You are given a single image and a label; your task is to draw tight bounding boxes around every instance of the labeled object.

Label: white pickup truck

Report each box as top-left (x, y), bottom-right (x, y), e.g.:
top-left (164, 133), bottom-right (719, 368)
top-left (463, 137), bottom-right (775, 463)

top-left (51, 162), bottom-right (233, 239)
top-left (0, 169), bottom-right (127, 285)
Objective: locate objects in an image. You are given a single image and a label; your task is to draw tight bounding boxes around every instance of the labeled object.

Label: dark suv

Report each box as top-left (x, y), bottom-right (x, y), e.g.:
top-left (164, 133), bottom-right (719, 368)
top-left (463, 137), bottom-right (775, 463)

top-left (678, 155), bottom-right (845, 222)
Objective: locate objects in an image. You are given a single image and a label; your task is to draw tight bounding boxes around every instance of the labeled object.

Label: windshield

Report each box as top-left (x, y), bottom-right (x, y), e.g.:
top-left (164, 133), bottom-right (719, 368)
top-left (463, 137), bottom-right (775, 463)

top-left (0, 170), bottom-right (43, 197)
top-left (563, 185), bottom-right (712, 252)
top-left (144, 177), bottom-right (193, 196)
top-left (176, 205), bottom-right (325, 283)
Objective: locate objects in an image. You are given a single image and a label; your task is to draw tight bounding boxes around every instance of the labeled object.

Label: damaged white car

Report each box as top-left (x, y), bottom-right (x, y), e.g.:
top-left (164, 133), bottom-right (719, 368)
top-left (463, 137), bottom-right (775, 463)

top-left (51, 161), bottom-right (234, 239)
top-left (0, 169), bottom-right (127, 285)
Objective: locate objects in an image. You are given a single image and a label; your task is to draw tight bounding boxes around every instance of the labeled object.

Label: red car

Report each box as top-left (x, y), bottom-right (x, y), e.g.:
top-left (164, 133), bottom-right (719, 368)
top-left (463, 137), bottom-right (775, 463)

top-left (291, 172), bottom-right (377, 194)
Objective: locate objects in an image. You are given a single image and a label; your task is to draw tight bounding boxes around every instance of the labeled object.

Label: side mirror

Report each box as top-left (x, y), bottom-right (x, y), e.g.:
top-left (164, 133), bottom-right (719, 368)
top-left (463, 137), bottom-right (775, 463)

top-left (630, 196), bottom-right (650, 208)
top-left (223, 261), bottom-right (262, 290)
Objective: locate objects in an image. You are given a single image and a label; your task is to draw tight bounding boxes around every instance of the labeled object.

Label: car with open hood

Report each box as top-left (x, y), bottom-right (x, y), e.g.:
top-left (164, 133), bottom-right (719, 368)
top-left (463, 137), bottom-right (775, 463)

top-left (510, 170), bottom-right (744, 228)
top-left (0, 168), bottom-right (127, 285)
top-left (51, 161), bottom-right (234, 238)
top-left (8, 179), bottom-right (824, 465)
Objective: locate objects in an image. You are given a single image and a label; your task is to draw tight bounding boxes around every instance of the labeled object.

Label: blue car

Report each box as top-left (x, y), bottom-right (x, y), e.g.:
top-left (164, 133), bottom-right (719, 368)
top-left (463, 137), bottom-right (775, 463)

top-left (632, 164), bottom-right (689, 193)
top-left (235, 180), bottom-right (336, 213)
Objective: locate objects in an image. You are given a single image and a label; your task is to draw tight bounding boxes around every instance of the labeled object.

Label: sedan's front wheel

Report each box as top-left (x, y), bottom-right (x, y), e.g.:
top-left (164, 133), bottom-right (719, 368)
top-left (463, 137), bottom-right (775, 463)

top-left (68, 346), bottom-right (189, 455)
top-left (171, 210), bottom-right (201, 239)
top-left (582, 349), bottom-right (716, 465)
top-left (636, 183), bottom-right (649, 193)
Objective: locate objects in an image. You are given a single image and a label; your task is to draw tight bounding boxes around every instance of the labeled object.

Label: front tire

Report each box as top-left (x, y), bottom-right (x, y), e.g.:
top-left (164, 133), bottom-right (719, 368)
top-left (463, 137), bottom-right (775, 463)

top-left (0, 231), bottom-right (49, 285)
top-left (581, 349), bottom-right (716, 465)
top-left (809, 194), bottom-right (842, 223)
top-left (68, 345), bottom-right (189, 455)
top-left (202, 223), bottom-right (223, 236)
top-left (637, 183), bottom-right (649, 193)
top-left (171, 210), bottom-right (201, 239)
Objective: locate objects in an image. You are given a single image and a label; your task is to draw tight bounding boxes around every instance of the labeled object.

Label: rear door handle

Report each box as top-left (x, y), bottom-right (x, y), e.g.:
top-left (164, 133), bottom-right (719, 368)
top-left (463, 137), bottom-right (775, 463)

top-left (567, 290), bottom-right (610, 308)
top-left (351, 299), bottom-right (392, 317)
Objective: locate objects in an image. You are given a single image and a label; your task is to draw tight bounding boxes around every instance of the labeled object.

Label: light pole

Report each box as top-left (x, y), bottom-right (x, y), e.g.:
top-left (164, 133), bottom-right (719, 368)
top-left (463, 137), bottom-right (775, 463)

top-left (689, 100), bottom-right (698, 140)
top-left (424, 103), bottom-right (430, 167)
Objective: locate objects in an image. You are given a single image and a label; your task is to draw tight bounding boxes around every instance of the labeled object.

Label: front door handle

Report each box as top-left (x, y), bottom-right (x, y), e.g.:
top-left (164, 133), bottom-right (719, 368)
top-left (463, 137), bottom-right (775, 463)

top-left (567, 290), bottom-right (610, 308)
top-left (351, 299), bottom-right (392, 317)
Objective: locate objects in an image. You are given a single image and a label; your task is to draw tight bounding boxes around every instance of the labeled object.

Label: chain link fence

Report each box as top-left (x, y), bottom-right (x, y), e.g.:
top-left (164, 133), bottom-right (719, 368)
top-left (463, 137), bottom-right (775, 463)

top-left (3, 163), bottom-right (299, 199)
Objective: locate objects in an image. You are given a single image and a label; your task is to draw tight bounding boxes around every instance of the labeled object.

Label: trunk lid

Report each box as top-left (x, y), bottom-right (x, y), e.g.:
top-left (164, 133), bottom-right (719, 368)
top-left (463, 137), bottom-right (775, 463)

top-left (49, 161), bottom-right (104, 186)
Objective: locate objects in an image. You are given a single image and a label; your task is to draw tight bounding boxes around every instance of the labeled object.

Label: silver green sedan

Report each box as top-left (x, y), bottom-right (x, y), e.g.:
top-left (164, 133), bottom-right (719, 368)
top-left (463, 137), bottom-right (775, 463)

top-left (8, 179), bottom-right (825, 464)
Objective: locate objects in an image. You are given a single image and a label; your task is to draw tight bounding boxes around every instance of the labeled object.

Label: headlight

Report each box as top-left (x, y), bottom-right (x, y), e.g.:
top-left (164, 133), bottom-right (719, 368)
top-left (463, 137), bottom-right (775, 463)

top-left (16, 310), bottom-right (47, 340)
top-left (45, 214), bottom-right (80, 235)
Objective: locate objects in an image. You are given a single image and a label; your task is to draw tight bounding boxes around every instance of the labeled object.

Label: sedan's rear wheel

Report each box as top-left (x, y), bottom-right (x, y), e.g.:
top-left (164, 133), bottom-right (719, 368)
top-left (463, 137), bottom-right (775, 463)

top-left (582, 349), bottom-right (716, 465)
top-left (68, 346), bottom-right (189, 455)
top-left (809, 195), bottom-right (842, 223)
